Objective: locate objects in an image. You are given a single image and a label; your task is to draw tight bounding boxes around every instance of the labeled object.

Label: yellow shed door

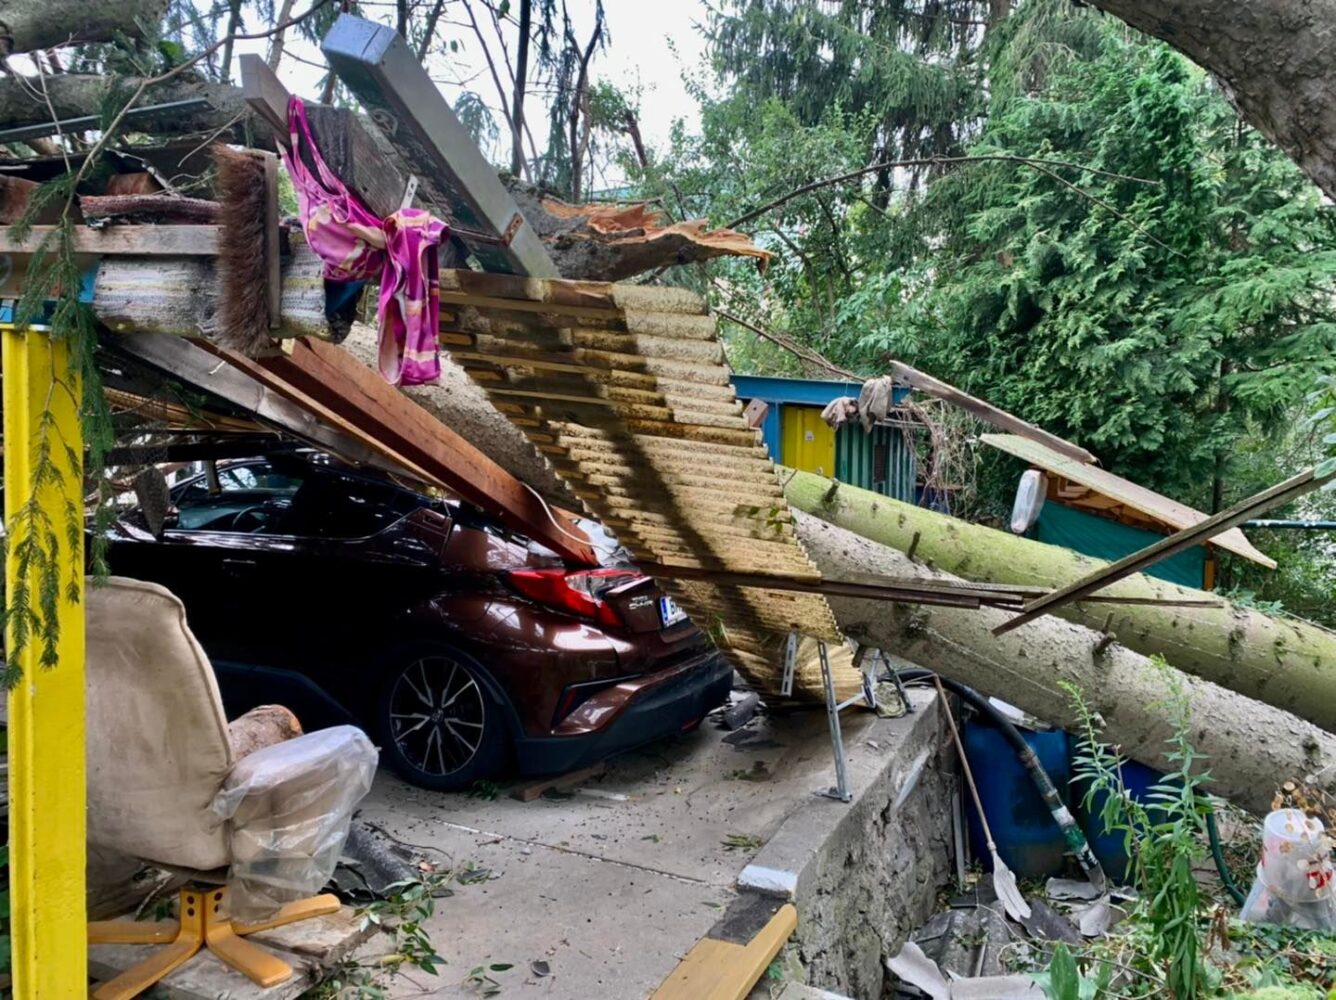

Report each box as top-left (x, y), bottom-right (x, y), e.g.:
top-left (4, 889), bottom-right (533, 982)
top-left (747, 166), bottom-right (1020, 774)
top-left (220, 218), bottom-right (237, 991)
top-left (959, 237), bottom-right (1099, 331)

top-left (781, 405), bottom-right (836, 476)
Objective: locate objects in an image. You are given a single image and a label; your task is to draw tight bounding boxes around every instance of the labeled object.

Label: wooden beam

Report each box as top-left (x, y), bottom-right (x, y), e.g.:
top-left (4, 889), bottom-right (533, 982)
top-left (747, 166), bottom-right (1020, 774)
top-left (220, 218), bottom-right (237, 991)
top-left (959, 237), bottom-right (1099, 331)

top-left (0, 224), bottom-right (219, 256)
top-left (651, 902), bottom-right (797, 1000)
top-left (218, 336), bottom-right (597, 564)
top-left (239, 53), bottom-right (290, 139)
top-left (993, 460), bottom-right (1336, 635)
top-left (321, 14), bottom-right (558, 277)
top-left (106, 333), bottom-right (412, 477)
top-left (3, 327), bottom-right (87, 996)
top-left (888, 360), bottom-right (1097, 465)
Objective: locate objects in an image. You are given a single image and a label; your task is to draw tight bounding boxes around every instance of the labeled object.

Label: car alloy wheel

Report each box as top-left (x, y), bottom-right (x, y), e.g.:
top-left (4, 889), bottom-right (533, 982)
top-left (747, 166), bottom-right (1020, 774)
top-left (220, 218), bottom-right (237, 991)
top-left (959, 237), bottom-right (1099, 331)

top-left (387, 654), bottom-right (488, 778)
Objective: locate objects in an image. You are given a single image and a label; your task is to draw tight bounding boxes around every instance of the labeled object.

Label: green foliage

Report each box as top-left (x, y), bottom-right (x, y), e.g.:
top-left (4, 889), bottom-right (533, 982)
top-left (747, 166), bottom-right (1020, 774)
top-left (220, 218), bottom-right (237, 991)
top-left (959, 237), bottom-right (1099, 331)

top-left (644, 0), bottom-right (1336, 525)
top-left (1032, 943), bottom-right (1112, 1000)
top-left (1065, 670), bottom-right (1212, 999)
top-left (306, 875), bottom-right (449, 998)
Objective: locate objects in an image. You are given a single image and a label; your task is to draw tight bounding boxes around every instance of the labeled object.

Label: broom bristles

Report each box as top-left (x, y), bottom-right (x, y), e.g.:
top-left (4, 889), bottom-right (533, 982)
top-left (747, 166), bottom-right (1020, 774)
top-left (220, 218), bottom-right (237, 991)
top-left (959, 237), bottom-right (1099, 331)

top-left (214, 145), bottom-right (272, 354)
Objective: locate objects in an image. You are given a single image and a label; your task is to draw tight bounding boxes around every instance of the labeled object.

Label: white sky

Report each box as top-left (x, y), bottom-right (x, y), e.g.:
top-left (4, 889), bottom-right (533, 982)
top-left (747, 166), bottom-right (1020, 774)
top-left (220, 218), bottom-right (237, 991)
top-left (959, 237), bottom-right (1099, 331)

top-left (230, 0), bottom-right (712, 171)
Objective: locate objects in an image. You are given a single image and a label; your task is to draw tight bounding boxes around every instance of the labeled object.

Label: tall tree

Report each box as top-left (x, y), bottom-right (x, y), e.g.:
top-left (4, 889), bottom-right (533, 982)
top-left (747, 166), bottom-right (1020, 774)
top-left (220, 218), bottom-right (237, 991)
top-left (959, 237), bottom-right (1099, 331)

top-left (1087, 1), bottom-right (1336, 202)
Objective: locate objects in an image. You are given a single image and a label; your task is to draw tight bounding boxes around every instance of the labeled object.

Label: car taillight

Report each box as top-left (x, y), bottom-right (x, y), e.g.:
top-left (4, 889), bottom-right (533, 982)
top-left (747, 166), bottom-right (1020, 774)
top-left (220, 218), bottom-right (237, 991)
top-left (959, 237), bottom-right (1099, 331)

top-left (506, 568), bottom-right (637, 627)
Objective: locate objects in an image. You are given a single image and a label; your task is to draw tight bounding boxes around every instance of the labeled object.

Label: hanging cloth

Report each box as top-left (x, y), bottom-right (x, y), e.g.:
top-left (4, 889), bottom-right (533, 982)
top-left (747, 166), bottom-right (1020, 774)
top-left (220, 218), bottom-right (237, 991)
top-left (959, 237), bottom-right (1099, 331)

top-left (279, 96), bottom-right (447, 386)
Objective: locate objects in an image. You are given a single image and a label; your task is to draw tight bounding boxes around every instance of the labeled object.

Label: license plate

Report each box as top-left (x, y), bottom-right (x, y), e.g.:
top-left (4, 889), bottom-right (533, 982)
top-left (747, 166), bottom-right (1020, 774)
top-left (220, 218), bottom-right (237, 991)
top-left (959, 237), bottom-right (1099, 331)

top-left (659, 596), bottom-right (687, 627)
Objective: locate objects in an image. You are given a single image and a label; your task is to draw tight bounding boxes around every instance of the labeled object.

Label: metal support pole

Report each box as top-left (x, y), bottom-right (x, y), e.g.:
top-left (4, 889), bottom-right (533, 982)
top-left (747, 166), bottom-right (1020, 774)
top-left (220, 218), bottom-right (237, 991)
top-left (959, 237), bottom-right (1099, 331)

top-left (4, 325), bottom-right (87, 996)
top-left (817, 640), bottom-right (852, 803)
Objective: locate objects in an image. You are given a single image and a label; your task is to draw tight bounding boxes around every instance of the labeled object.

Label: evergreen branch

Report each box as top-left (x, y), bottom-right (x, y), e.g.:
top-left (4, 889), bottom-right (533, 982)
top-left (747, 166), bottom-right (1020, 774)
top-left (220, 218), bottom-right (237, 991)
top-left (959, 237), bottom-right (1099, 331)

top-left (68, 0), bottom-right (335, 192)
top-left (714, 304), bottom-right (865, 382)
top-left (725, 154), bottom-right (1161, 230)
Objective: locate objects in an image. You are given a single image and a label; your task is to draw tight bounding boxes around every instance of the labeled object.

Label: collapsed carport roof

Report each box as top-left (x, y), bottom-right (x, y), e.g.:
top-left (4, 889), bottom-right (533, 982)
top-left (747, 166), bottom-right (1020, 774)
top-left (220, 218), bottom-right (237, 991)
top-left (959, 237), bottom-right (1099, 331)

top-left (981, 432), bottom-right (1277, 569)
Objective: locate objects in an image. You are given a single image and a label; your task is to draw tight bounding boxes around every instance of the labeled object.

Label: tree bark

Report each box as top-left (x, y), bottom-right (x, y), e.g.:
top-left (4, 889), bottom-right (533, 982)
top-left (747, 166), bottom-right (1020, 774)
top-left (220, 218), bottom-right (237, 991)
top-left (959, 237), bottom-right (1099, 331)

top-left (266, 0), bottom-right (299, 70)
top-left (792, 512), bottom-right (1336, 816)
top-left (0, 0), bottom-right (169, 56)
top-left (0, 74), bottom-right (261, 144)
top-left (341, 323), bottom-right (574, 505)
top-left (1088, 1), bottom-right (1336, 200)
top-left (783, 469), bottom-right (1336, 733)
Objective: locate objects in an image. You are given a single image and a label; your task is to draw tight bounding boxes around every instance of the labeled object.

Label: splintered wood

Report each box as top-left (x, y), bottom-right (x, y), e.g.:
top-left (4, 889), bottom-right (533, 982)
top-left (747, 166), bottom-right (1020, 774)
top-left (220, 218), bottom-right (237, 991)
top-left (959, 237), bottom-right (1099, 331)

top-left (437, 269), bottom-right (845, 698)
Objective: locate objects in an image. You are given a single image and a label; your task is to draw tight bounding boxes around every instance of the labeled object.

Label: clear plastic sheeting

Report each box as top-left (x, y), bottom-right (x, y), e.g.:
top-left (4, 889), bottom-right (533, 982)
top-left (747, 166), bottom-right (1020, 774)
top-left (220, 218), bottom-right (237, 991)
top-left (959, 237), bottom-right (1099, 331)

top-left (210, 725), bottom-right (378, 918)
top-left (1240, 808), bottom-right (1336, 930)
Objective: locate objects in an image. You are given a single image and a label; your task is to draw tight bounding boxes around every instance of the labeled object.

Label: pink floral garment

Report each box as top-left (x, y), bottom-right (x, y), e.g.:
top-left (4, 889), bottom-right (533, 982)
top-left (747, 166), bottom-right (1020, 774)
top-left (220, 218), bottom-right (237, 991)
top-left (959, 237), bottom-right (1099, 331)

top-left (280, 96), bottom-right (448, 386)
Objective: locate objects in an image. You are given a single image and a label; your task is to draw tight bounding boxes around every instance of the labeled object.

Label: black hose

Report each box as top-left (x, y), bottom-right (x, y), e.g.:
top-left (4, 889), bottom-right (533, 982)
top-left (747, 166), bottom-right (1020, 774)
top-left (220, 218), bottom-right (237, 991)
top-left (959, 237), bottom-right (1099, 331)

top-left (1206, 805), bottom-right (1247, 906)
top-left (897, 668), bottom-right (1107, 891)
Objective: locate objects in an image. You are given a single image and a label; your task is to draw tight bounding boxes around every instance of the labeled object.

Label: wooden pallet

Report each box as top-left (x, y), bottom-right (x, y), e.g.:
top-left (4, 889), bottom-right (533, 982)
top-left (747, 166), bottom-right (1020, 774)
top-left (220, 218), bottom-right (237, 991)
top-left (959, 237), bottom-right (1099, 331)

top-left (437, 270), bottom-right (847, 698)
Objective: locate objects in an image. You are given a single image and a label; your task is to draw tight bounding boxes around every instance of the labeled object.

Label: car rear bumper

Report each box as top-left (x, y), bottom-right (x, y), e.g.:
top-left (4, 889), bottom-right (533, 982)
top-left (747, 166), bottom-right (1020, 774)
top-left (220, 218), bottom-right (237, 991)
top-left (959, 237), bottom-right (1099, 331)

top-left (512, 649), bottom-right (733, 776)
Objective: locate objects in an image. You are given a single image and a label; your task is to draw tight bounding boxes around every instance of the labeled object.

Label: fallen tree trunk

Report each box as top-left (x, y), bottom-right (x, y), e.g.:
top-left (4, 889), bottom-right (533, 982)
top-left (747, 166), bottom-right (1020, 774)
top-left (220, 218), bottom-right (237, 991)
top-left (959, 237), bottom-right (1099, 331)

top-left (784, 469), bottom-right (1336, 733)
top-left (793, 512), bottom-right (1336, 815)
top-left (341, 324), bottom-right (574, 506)
top-left (0, 75), bottom-right (259, 143)
top-left (0, 0), bottom-right (168, 56)
top-left (1088, 1), bottom-right (1336, 202)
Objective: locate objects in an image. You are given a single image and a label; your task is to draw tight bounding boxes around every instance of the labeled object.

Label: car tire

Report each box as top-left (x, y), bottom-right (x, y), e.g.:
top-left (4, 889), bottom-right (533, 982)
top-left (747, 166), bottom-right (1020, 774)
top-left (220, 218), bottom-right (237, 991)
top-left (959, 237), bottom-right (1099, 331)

top-left (376, 643), bottom-right (510, 792)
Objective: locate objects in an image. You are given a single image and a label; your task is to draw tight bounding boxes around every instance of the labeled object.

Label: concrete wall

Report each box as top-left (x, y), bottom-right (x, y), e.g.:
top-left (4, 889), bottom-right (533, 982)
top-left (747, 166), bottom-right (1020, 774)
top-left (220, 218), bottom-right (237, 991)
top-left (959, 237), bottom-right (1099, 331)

top-left (742, 692), bottom-right (957, 999)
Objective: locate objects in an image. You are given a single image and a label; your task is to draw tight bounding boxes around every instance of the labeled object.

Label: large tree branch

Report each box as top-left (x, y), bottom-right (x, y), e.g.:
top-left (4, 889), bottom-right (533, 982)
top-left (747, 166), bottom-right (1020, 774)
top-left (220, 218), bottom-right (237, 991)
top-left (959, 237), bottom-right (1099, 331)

top-left (1088, 0), bottom-right (1336, 200)
top-left (0, 0), bottom-right (170, 57)
top-left (0, 74), bottom-right (262, 143)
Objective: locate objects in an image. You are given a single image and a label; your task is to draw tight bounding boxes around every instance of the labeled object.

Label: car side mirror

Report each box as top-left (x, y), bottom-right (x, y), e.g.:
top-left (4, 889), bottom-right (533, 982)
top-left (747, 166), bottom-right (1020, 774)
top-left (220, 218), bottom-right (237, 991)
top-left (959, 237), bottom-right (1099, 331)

top-left (132, 467), bottom-right (173, 541)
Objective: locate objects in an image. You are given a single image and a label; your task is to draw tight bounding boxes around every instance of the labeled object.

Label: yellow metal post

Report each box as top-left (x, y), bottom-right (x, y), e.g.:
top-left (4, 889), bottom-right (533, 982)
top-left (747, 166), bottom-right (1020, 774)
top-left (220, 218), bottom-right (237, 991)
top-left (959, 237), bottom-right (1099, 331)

top-left (3, 327), bottom-right (87, 996)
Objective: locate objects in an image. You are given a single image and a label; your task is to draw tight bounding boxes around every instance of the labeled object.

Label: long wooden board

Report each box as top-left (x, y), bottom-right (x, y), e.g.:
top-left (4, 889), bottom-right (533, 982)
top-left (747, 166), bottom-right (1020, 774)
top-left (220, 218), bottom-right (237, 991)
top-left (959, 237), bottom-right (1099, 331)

top-left (239, 337), bottom-right (598, 566)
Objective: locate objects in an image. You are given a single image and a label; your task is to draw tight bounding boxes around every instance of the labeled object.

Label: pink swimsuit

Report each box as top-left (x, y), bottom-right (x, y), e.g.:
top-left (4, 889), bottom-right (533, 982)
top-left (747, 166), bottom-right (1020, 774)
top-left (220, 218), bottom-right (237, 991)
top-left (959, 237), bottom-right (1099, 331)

top-left (280, 97), bottom-right (447, 387)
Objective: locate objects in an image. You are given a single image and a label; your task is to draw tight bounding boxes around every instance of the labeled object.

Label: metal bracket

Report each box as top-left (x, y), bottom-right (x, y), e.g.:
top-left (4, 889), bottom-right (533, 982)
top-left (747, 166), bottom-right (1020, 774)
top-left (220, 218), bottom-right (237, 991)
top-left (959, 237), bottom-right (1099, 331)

top-left (780, 631), bottom-right (798, 698)
top-left (816, 639), bottom-right (853, 803)
top-left (400, 174), bottom-right (420, 210)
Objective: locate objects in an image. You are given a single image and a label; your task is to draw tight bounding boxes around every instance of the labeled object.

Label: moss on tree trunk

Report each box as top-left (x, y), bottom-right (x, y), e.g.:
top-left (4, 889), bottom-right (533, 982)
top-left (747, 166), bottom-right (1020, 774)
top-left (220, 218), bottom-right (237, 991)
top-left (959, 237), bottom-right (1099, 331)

top-left (793, 512), bottom-right (1336, 814)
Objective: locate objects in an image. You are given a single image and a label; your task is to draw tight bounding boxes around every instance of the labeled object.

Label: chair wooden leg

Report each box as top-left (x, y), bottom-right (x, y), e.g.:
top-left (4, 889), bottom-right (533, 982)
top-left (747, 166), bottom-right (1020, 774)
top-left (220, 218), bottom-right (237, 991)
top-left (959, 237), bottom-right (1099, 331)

top-left (231, 893), bottom-right (341, 935)
top-left (89, 885), bottom-right (340, 996)
top-left (91, 889), bottom-right (205, 1000)
top-left (204, 918), bottom-right (294, 988)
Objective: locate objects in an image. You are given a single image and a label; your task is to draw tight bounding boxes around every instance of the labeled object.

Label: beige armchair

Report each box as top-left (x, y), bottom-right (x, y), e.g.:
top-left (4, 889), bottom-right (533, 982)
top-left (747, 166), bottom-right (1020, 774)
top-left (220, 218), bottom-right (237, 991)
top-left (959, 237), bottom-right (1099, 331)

top-left (85, 577), bottom-right (376, 1000)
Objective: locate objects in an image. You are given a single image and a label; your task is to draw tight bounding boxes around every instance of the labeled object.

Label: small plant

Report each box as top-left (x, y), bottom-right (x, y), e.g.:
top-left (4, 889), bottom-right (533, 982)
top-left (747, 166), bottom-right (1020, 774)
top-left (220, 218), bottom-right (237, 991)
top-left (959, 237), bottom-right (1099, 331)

top-left (463, 962), bottom-right (513, 996)
top-left (721, 833), bottom-right (763, 851)
top-left (305, 875), bottom-right (450, 998)
top-left (1032, 943), bottom-right (1112, 1000)
top-left (468, 779), bottom-right (501, 801)
top-left (1064, 667), bottom-right (1212, 1000)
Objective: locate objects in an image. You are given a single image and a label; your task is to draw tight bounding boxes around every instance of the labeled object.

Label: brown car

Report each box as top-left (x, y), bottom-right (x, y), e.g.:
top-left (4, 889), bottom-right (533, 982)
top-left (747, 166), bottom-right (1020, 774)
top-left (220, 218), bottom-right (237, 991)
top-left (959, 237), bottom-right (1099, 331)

top-left (103, 448), bottom-right (732, 790)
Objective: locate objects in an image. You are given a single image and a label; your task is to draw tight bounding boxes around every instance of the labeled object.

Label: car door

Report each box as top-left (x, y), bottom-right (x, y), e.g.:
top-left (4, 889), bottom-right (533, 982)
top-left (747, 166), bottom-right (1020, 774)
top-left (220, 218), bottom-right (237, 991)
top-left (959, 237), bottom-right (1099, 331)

top-left (103, 457), bottom-right (310, 660)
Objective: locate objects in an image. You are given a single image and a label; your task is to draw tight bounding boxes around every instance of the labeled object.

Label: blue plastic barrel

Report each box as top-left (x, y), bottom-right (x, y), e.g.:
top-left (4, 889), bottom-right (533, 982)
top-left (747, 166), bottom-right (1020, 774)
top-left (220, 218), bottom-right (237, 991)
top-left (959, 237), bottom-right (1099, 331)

top-left (963, 720), bottom-right (1072, 878)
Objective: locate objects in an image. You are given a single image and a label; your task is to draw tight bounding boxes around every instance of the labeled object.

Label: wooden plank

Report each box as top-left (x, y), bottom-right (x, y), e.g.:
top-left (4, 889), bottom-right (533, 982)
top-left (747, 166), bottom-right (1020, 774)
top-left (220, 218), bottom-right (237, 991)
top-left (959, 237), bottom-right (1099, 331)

top-left (0, 225), bottom-right (218, 256)
top-left (239, 53), bottom-right (290, 139)
top-left (4, 328), bottom-right (88, 996)
top-left (651, 902), bottom-right (797, 1000)
top-left (261, 151), bottom-right (283, 329)
top-left (888, 360), bottom-right (1097, 465)
top-left (322, 15), bottom-right (558, 277)
top-left (993, 460), bottom-right (1336, 636)
top-left (249, 338), bottom-right (598, 565)
top-left (508, 761), bottom-right (607, 802)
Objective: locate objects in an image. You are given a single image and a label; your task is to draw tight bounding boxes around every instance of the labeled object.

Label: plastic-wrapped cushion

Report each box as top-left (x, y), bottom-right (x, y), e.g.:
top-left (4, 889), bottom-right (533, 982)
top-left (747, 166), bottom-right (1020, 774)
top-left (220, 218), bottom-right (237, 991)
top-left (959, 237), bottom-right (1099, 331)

top-left (211, 725), bottom-right (378, 917)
